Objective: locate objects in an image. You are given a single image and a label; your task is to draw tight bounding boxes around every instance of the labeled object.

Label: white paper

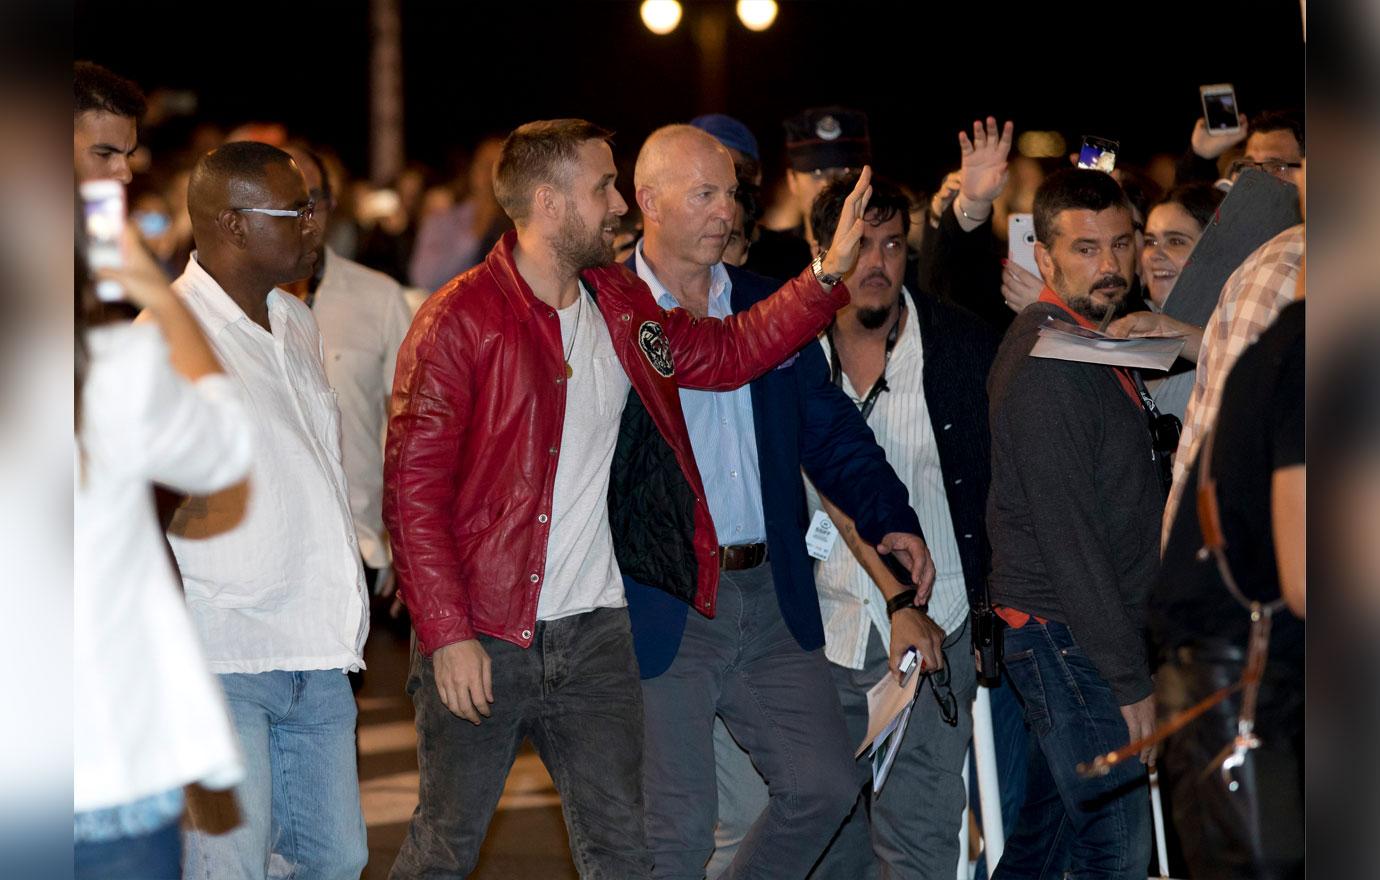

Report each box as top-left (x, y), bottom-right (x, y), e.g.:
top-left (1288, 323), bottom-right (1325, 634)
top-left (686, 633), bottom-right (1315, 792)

top-left (1030, 316), bottom-right (1187, 372)
top-left (805, 509), bottom-right (838, 561)
top-left (855, 652), bottom-right (922, 795)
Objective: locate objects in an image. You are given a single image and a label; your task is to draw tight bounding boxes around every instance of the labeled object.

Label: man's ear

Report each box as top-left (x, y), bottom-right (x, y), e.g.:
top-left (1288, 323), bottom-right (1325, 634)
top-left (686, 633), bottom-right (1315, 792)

top-left (533, 184), bottom-right (561, 223)
top-left (635, 185), bottom-right (657, 225)
top-left (217, 209), bottom-right (248, 250)
top-left (1034, 240), bottom-right (1055, 287)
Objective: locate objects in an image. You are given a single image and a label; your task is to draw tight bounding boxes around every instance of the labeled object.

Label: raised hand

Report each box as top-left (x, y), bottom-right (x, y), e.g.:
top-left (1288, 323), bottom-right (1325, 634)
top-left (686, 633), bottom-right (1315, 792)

top-left (1190, 115), bottom-right (1249, 159)
top-left (958, 117), bottom-right (1015, 214)
top-left (820, 165), bottom-right (873, 279)
top-left (929, 171), bottom-right (961, 227)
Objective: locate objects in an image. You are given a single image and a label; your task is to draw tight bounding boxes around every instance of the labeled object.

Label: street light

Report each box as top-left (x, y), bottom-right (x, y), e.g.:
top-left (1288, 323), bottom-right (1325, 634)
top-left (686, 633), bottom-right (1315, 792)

top-left (640, 0), bottom-right (682, 35)
top-left (735, 0), bottom-right (777, 32)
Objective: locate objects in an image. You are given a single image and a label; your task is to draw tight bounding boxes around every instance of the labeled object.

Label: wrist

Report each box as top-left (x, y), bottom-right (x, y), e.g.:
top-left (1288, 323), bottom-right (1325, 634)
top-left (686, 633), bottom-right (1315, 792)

top-left (955, 194), bottom-right (993, 224)
top-left (886, 588), bottom-right (927, 619)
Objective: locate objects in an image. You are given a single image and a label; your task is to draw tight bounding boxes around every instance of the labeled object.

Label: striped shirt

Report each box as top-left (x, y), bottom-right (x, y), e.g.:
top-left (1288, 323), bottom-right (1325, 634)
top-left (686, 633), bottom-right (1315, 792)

top-left (808, 290), bottom-right (968, 670)
top-left (1164, 225), bottom-right (1304, 546)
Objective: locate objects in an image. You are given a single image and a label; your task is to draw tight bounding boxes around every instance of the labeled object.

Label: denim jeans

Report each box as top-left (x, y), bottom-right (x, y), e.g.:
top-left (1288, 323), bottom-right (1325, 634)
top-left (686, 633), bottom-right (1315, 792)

top-left (183, 669), bottom-right (368, 880)
top-left (390, 606), bottom-right (650, 879)
top-left (76, 820), bottom-right (182, 879)
top-left (639, 565), bottom-right (857, 880)
top-left (992, 621), bottom-right (1151, 880)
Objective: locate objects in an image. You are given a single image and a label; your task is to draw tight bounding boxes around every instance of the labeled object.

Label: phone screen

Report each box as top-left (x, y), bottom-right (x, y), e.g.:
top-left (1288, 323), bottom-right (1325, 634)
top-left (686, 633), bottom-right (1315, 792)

top-left (1076, 136), bottom-right (1119, 173)
top-left (1202, 90), bottom-right (1239, 132)
top-left (80, 180), bottom-right (126, 302)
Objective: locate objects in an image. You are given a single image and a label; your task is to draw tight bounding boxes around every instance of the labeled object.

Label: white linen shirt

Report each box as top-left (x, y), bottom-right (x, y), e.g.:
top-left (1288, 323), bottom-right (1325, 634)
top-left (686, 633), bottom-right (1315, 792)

top-left (808, 290), bottom-right (969, 670)
top-left (75, 323), bottom-right (252, 810)
top-left (168, 255), bottom-right (369, 674)
top-left (311, 249), bottom-right (413, 569)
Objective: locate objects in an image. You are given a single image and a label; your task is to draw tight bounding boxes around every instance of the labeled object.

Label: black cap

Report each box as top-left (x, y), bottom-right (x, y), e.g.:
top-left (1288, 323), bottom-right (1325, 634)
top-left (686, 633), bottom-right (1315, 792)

top-left (783, 106), bottom-right (871, 173)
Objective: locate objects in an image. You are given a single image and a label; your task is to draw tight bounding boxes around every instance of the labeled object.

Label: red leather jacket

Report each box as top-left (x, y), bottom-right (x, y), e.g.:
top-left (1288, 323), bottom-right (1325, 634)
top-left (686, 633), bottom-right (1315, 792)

top-left (384, 232), bottom-right (849, 655)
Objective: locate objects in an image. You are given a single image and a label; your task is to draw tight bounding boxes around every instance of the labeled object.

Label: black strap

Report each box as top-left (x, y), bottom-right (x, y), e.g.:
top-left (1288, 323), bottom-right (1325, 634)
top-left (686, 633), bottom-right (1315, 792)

top-left (828, 311), bottom-right (903, 423)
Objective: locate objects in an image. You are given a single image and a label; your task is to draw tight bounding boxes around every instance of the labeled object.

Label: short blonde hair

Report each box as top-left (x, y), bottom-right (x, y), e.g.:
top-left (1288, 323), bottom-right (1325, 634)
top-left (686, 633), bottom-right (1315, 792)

top-left (493, 119), bottom-right (614, 223)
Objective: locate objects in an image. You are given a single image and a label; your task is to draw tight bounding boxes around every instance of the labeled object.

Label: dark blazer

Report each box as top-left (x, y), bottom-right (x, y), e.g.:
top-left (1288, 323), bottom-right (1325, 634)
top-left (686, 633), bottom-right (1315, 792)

top-left (623, 261), bottom-right (922, 679)
top-left (903, 287), bottom-right (999, 610)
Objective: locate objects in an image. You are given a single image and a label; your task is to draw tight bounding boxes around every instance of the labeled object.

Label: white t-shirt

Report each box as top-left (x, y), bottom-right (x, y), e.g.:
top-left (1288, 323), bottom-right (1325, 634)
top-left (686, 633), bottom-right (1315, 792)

top-left (536, 283), bottom-right (631, 621)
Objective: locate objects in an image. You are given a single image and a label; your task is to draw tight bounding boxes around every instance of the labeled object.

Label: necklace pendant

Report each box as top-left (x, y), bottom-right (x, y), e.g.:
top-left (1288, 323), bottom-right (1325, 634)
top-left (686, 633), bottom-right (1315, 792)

top-left (565, 362), bottom-right (574, 379)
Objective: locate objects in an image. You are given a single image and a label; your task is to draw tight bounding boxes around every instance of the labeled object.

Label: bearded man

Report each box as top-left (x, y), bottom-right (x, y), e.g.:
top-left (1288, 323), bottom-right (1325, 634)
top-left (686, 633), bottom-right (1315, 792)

top-left (383, 119), bottom-right (876, 878)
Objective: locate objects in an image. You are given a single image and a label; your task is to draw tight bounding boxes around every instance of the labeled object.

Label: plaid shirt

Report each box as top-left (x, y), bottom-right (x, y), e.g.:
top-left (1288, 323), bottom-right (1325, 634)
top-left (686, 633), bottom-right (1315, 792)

top-left (1163, 224), bottom-right (1305, 546)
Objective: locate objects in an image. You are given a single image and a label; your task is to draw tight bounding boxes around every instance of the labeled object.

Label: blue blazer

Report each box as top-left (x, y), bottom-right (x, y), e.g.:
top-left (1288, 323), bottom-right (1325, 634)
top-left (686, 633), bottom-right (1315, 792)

top-left (623, 263), bottom-right (922, 678)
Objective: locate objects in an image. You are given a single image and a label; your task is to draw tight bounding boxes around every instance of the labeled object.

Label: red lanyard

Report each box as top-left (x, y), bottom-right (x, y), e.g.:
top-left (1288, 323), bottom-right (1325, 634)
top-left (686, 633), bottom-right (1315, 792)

top-left (1035, 289), bottom-right (1139, 406)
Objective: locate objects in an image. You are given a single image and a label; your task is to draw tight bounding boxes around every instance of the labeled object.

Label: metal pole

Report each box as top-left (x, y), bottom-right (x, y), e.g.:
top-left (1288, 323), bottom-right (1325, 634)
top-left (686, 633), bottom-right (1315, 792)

top-left (370, 0), bottom-right (404, 186)
top-left (972, 686), bottom-right (1005, 869)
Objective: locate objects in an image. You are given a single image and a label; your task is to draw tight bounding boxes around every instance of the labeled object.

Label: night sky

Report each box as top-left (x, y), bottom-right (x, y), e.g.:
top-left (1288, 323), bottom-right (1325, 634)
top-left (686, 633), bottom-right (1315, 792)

top-left (76, 0), bottom-right (1305, 190)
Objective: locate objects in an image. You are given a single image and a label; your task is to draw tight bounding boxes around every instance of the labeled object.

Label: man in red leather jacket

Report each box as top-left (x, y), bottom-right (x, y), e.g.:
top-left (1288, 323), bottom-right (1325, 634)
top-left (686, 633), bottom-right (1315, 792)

top-left (383, 119), bottom-right (889, 877)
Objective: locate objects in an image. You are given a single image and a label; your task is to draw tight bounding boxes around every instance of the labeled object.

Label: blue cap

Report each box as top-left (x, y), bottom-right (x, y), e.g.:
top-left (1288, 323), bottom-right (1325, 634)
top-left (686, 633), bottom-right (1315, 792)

top-left (690, 113), bottom-right (760, 162)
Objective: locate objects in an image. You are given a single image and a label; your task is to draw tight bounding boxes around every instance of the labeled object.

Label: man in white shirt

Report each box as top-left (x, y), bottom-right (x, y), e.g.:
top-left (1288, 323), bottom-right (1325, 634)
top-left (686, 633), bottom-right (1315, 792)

top-left (169, 141), bottom-right (369, 880)
top-left (808, 174), bottom-right (1000, 878)
top-left (284, 143), bottom-right (413, 592)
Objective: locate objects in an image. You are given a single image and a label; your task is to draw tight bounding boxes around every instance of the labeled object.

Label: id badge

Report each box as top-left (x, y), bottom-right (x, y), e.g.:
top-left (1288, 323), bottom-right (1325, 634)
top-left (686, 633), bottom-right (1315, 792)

top-left (805, 509), bottom-right (839, 561)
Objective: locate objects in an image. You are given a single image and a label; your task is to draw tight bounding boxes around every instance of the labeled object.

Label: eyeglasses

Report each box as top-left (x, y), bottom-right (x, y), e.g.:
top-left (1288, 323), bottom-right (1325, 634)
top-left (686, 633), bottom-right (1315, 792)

top-left (1228, 159), bottom-right (1302, 179)
top-left (231, 200), bottom-right (316, 223)
top-left (927, 660), bottom-right (959, 727)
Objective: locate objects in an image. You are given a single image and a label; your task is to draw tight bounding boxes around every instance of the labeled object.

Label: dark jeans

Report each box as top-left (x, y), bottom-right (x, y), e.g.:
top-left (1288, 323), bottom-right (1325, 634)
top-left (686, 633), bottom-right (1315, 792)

top-left (1156, 652), bottom-right (1304, 879)
top-left (640, 564), bottom-right (857, 880)
top-left (993, 621), bottom-right (1150, 880)
top-left (390, 606), bottom-right (650, 879)
top-left (75, 821), bottom-right (182, 879)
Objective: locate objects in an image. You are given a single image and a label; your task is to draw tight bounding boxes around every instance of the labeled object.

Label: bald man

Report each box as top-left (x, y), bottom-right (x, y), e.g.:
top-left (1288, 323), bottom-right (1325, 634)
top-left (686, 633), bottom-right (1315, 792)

top-left (624, 126), bottom-right (931, 879)
top-left (166, 141), bottom-right (370, 880)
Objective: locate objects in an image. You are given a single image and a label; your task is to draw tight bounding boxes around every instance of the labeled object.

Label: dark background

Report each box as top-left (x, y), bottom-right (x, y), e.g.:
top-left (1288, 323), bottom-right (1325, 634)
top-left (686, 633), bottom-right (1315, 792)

top-left (75, 0), bottom-right (1305, 189)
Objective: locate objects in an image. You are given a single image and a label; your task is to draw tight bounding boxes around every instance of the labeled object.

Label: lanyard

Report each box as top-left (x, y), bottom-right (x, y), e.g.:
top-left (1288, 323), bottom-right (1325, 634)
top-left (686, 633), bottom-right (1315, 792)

top-left (828, 312), bottom-right (902, 423)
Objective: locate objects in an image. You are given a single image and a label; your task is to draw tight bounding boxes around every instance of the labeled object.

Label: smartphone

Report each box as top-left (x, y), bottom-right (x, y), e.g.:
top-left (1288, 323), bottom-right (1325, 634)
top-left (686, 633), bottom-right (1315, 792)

top-left (1007, 213), bottom-right (1040, 277)
top-left (80, 179), bottom-right (126, 302)
top-left (1199, 83), bottom-right (1241, 135)
top-left (1076, 136), bottom-right (1119, 173)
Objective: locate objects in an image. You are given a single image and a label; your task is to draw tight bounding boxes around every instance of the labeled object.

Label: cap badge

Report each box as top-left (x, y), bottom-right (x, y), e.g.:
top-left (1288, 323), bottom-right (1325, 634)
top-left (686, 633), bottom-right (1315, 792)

top-left (815, 115), bottom-right (842, 141)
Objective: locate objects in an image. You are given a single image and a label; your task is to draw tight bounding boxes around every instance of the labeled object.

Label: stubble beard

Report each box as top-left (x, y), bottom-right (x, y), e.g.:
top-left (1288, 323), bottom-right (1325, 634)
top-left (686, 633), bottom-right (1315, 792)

top-left (552, 205), bottom-right (614, 273)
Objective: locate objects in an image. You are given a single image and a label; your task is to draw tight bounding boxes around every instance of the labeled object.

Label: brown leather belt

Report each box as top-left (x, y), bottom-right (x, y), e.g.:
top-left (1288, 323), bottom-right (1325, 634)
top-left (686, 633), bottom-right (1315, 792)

top-left (718, 543), bottom-right (768, 571)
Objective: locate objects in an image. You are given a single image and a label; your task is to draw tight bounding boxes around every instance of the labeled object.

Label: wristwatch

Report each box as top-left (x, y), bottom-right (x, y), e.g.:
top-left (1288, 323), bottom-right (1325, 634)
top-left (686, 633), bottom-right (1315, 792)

top-left (811, 253), bottom-right (843, 289)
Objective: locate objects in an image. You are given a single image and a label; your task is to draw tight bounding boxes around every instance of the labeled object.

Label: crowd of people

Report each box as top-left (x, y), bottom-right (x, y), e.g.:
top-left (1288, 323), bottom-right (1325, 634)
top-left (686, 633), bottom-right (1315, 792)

top-left (74, 56), bottom-right (1305, 880)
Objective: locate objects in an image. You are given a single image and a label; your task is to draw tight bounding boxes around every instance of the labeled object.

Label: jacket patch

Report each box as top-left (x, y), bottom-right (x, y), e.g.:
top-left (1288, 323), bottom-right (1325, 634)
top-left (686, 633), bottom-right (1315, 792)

top-left (638, 321), bottom-right (675, 378)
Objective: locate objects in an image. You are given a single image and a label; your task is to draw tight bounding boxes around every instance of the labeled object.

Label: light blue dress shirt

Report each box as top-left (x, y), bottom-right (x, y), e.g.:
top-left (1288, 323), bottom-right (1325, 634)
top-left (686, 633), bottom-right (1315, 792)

top-left (635, 244), bottom-right (766, 544)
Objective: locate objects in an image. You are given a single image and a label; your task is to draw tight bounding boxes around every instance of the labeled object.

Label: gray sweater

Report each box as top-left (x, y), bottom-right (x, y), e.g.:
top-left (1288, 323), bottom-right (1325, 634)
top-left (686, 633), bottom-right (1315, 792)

top-left (986, 303), bottom-right (1163, 704)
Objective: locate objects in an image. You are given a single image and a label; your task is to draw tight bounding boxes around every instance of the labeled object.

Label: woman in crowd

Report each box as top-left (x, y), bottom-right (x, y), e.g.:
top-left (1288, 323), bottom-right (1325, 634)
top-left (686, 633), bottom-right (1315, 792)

top-left (74, 216), bottom-right (254, 878)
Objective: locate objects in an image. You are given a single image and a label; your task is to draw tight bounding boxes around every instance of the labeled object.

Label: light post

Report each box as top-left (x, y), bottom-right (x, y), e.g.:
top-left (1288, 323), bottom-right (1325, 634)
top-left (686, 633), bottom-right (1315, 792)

top-left (639, 0), bottom-right (778, 113)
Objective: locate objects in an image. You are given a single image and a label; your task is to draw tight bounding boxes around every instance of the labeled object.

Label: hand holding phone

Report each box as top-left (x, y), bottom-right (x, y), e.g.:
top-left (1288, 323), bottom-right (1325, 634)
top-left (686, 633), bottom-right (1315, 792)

top-left (1193, 84), bottom-right (1248, 159)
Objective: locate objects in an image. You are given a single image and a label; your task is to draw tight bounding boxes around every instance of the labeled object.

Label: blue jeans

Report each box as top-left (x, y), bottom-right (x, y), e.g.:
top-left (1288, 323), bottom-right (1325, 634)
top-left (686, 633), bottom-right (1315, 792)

top-left (183, 670), bottom-right (368, 880)
top-left (76, 820), bottom-right (182, 879)
top-left (992, 621), bottom-right (1150, 880)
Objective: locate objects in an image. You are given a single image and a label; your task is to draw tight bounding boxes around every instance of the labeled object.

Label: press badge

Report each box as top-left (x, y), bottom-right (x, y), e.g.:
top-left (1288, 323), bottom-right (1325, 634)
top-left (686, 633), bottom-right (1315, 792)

top-left (805, 510), bottom-right (839, 561)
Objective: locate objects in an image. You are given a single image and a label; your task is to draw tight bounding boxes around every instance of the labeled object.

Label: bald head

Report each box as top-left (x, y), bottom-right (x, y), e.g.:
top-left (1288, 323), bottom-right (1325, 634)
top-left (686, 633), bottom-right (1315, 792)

top-left (635, 125), bottom-right (740, 270)
top-left (634, 125), bottom-right (734, 194)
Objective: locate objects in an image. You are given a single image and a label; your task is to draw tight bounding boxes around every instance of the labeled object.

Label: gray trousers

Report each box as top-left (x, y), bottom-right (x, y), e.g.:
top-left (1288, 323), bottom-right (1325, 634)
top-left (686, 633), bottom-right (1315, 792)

top-left (641, 564), bottom-right (858, 880)
top-left (814, 622), bottom-right (977, 879)
top-left (708, 621), bottom-right (977, 879)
